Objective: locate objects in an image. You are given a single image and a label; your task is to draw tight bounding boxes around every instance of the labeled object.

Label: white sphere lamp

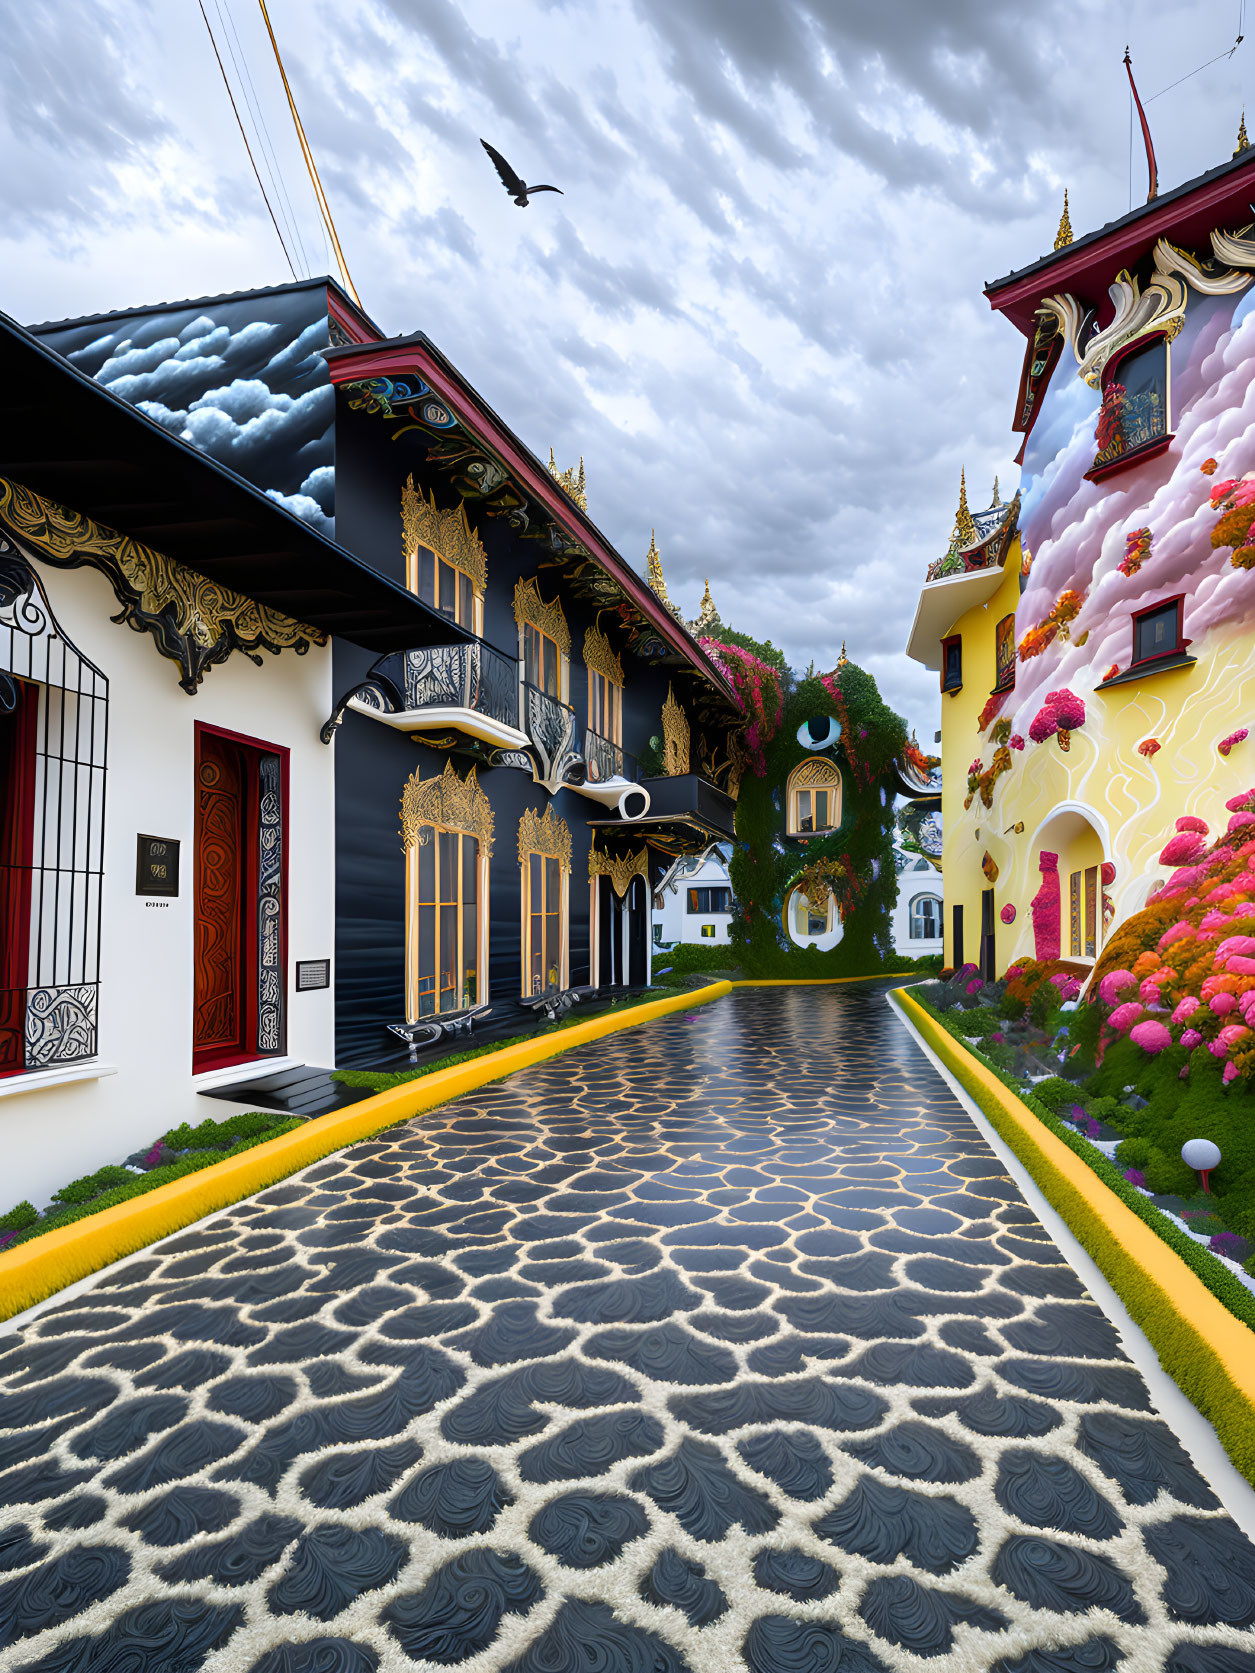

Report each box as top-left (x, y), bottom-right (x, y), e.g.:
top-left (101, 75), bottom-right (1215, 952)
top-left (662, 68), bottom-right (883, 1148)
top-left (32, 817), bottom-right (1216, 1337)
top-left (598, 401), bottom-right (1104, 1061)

top-left (1181, 1138), bottom-right (1222, 1194)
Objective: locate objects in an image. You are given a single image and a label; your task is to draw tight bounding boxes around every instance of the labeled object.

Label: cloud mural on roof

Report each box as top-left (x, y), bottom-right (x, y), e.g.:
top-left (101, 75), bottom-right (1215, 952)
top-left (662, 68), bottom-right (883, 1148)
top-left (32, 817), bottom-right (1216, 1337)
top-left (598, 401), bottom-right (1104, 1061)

top-left (33, 288), bottom-right (335, 535)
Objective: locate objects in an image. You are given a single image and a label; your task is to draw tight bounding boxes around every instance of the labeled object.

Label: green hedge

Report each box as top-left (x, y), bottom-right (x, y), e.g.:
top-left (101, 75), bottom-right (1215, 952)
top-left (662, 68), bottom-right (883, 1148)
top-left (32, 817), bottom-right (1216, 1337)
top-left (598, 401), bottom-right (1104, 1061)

top-left (0, 1113), bottom-right (302, 1251)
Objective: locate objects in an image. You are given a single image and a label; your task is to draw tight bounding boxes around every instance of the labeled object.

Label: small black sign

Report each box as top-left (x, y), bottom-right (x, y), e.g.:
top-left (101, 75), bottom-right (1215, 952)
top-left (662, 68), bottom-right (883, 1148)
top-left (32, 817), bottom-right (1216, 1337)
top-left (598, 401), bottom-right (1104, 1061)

top-left (136, 835), bottom-right (180, 897)
top-left (296, 959), bottom-right (331, 991)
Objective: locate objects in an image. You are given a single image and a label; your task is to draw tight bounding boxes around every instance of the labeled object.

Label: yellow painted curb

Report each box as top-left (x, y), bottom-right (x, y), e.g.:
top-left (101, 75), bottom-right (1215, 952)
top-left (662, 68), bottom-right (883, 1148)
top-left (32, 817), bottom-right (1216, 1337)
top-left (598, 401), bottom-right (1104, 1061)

top-left (732, 973), bottom-right (922, 987)
top-left (0, 982), bottom-right (731, 1322)
top-left (893, 986), bottom-right (1255, 1484)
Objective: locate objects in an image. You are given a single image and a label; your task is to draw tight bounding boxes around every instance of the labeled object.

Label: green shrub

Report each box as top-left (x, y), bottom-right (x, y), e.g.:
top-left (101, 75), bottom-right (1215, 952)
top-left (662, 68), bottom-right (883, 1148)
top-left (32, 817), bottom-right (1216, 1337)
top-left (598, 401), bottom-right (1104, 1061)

top-left (1143, 1147), bottom-right (1199, 1198)
top-left (1029, 983), bottom-right (1061, 1030)
top-left (998, 993), bottom-right (1028, 1022)
top-left (1086, 1096), bottom-right (1122, 1125)
top-left (0, 1201), bottom-right (38, 1231)
top-left (1116, 1136), bottom-right (1154, 1171)
top-left (52, 1165), bottom-right (139, 1205)
top-left (1033, 1078), bottom-right (1085, 1115)
top-left (163, 1111), bottom-right (296, 1151)
top-left (655, 942), bottom-right (736, 975)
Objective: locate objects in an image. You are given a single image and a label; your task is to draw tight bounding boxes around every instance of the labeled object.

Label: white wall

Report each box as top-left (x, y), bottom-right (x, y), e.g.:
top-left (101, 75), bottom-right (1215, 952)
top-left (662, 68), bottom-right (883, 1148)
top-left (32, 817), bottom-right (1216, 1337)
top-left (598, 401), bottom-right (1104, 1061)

top-left (893, 850), bottom-right (944, 958)
top-left (1, 557), bottom-right (336, 1207)
top-left (654, 849), bottom-right (733, 946)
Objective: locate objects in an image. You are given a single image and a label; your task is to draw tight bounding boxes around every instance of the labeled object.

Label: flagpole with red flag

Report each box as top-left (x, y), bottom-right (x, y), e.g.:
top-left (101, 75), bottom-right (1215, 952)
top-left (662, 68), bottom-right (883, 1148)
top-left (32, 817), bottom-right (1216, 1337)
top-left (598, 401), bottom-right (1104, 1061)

top-left (1124, 46), bottom-right (1159, 201)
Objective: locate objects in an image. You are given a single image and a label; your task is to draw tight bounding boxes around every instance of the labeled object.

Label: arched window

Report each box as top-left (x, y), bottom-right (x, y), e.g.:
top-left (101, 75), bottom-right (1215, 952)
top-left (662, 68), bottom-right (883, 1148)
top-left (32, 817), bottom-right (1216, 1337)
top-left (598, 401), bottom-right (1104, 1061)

top-left (400, 763), bottom-right (493, 1020)
top-left (514, 577), bottom-right (570, 702)
top-left (402, 475), bottom-right (486, 634)
top-left (909, 894), bottom-right (943, 940)
top-left (1090, 334), bottom-right (1169, 476)
top-left (787, 758), bottom-right (842, 835)
top-left (784, 883), bottom-right (842, 948)
top-left (519, 806), bottom-right (571, 994)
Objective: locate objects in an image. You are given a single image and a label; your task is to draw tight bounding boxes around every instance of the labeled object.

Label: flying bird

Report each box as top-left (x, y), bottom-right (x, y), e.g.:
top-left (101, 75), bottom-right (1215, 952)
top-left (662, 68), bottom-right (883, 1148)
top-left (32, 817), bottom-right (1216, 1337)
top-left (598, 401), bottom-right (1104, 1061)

top-left (480, 140), bottom-right (564, 207)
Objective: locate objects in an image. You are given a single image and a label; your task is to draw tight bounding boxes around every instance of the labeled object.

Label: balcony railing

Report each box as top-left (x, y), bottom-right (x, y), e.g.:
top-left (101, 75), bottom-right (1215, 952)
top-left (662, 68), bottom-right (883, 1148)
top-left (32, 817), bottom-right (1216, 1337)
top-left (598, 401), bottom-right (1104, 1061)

top-left (585, 728), bottom-right (638, 784)
top-left (522, 680), bottom-right (584, 790)
top-left (403, 641), bottom-right (519, 728)
top-left (925, 544), bottom-right (1004, 584)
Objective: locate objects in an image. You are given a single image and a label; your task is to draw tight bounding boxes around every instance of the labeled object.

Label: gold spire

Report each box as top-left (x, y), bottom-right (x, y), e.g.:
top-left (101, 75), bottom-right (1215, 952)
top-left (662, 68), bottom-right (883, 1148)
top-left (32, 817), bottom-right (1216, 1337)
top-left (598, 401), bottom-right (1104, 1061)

top-left (953, 468), bottom-right (977, 547)
top-left (645, 529), bottom-right (671, 606)
top-left (547, 448), bottom-right (587, 511)
top-left (1237, 111), bottom-right (1250, 155)
top-left (837, 640), bottom-right (848, 667)
top-left (695, 576), bottom-right (718, 632)
top-left (1053, 189), bottom-right (1073, 250)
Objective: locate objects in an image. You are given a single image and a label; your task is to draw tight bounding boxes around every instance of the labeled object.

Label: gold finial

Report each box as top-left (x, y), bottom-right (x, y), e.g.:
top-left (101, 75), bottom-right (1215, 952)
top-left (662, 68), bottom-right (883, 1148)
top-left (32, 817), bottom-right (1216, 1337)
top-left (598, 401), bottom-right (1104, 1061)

top-left (1237, 111), bottom-right (1250, 155)
top-left (1053, 189), bottom-right (1073, 250)
top-left (953, 468), bottom-right (977, 547)
top-left (645, 528), bottom-right (671, 606)
top-left (837, 640), bottom-right (848, 667)
top-left (546, 448), bottom-right (587, 511)
top-left (695, 576), bottom-right (718, 632)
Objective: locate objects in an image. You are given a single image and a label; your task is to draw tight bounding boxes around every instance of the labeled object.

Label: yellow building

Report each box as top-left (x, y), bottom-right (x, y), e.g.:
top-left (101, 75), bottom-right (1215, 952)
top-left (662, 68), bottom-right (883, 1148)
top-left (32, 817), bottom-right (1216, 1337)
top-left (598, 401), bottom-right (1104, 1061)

top-left (908, 142), bottom-right (1255, 979)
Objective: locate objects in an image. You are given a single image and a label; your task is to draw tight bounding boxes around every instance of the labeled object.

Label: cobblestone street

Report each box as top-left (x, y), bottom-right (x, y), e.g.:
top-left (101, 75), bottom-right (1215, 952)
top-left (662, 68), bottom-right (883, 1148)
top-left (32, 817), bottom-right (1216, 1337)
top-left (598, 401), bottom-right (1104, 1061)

top-left (2, 986), bottom-right (1253, 1672)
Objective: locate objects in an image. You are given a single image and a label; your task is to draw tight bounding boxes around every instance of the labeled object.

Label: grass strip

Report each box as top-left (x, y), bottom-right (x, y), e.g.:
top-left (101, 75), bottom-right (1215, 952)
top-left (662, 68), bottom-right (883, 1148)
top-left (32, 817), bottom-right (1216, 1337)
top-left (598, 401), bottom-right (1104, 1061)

top-left (895, 987), bottom-right (1255, 1487)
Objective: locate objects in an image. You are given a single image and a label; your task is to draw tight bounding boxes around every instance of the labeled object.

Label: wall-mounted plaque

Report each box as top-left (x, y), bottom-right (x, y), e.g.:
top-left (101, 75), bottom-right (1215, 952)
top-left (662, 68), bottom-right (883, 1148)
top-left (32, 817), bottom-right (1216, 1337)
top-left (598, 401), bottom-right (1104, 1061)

top-left (136, 834), bottom-right (180, 897)
top-left (296, 959), bottom-right (331, 991)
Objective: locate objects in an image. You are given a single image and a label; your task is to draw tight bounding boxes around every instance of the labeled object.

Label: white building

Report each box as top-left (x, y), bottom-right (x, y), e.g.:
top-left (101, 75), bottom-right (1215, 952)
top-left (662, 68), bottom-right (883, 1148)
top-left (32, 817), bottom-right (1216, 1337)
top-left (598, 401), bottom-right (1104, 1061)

top-left (653, 843), bottom-right (734, 946)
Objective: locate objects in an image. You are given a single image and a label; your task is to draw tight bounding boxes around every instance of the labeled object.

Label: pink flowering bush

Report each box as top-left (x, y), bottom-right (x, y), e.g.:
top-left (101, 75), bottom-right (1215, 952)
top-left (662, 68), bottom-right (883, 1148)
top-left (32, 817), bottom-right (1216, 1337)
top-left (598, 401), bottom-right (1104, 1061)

top-left (1129, 1019), bottom-right (1172, 1053)
top-left (699, 638), bottom-right (783, 777)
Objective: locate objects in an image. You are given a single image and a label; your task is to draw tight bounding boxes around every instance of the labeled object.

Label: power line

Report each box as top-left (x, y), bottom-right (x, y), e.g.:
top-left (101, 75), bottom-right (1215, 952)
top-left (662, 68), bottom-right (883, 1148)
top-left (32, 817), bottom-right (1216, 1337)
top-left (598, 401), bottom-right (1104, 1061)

top-left (215, 0), bottom-right (311, 279)
top-left (197, 0), bottom-right (297, 278)
top-left (256, 0), bottom-right (363, 307)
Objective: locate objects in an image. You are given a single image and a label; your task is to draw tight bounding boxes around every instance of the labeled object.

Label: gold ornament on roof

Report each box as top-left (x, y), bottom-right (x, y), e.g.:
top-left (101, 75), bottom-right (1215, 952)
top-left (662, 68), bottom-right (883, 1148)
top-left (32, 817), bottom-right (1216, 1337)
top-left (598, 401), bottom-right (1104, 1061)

top-left (547, 449), bottom-right (587, 511)
top-left (518, 804), bottom-right (572, 869)
top-left (661, 683), bottom-right (690, 775)
top-left (836, 641), bottom-right (848, 668)
top-left (513, 575), bottom-right (571, 655)
top-left (953, 469), bottom-right (977, 547)
top-left (1237, 112), bottom-right (1251, 155)
top-left (588, 843), bottom-right (649, 896)
top-left (645, 529), bottom-right (671, 606)
top-left (582, 624), bottom-right (624, 688)
top-left (401, 474), bottom-right (487, 596)
top-left (400, 761), bottom-right (495, 857)
top-left (695, 577), bottom-right (718, 632)
top-left (1054, 189), bottom-right (1073, 250)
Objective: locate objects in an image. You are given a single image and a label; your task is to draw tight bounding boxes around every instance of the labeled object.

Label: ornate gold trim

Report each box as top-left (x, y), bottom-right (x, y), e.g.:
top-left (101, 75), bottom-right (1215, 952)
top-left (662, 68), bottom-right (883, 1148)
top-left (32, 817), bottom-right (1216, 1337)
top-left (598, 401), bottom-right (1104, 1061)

top-left (789, 758), bottom-right (841, 790)
top-left (588, 843), bottom-right (648, 897)
top-left (547, 449), bottom-right (587, 511)
top-left (401, 473), bottom-right (487, 596)
top-left (582, 625), bottom-right (624, 688)
top-left (400, 761), bottom-right (495, 858)
top-left (514, 575), bottom-right (571, 656)
top-left (517, 804), bottom-right (572, 869)
top-left (661, 683), bottom-right (690, 775)
top-left (0, 477), bottom-right (325, 694)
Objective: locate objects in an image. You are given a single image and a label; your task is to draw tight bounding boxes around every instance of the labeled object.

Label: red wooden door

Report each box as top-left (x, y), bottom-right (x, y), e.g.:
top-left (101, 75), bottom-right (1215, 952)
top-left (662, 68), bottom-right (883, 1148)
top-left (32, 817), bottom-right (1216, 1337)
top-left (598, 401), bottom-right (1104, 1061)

top-left (194, 731), bottom-right (247, 1069)
top-left (0, 680), bottom-right (36, 1076)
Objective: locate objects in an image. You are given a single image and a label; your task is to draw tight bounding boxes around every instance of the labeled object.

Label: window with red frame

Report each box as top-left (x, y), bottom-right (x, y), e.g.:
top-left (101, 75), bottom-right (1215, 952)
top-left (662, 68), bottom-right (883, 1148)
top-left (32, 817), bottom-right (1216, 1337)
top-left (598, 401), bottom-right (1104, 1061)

top-left (0, 679), bottom-right (37, 1076)
top-left (1131, 596), bottom-right (1187, 667)
top-left (1092, 336), bottom-right (1169, 473)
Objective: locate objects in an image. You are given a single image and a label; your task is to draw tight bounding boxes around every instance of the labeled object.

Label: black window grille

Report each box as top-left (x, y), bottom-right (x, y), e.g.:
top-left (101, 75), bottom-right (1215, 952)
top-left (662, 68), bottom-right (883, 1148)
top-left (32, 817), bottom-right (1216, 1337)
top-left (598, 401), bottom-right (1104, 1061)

top-left (0, 542), bottom-right (108, 1077)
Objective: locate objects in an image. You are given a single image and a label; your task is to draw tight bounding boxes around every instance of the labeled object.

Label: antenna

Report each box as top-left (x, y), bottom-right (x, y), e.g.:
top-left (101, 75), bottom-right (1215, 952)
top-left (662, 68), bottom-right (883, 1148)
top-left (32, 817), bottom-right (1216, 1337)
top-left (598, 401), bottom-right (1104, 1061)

top-left (256, 0), bottom-right (363, 307)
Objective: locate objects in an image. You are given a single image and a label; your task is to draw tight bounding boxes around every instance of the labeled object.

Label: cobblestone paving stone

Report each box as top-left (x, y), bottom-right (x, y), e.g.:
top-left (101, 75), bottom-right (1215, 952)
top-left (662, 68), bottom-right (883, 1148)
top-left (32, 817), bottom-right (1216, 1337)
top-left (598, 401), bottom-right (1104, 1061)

top-left (2, 985), bottom-right (1255, 1672)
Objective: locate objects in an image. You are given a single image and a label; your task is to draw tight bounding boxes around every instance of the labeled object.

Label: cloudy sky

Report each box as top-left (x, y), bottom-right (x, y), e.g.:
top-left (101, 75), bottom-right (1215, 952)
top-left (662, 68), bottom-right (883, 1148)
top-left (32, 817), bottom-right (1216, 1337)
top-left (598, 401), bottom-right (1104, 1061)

top-left (1, 0), bottom-right (1249, 736)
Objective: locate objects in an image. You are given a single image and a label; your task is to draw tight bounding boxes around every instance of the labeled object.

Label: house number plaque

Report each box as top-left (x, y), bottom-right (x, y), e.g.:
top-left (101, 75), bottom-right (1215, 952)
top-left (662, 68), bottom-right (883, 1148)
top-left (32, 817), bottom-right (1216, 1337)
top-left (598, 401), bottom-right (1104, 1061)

top-left (136, 834), bottom-right (180, 897)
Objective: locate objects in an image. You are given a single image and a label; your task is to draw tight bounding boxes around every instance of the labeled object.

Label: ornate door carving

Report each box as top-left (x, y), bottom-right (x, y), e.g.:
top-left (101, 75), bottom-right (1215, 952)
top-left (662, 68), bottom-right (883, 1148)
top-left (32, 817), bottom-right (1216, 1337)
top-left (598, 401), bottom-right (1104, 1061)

top-left (194, 733), bottom-right (246, 1066)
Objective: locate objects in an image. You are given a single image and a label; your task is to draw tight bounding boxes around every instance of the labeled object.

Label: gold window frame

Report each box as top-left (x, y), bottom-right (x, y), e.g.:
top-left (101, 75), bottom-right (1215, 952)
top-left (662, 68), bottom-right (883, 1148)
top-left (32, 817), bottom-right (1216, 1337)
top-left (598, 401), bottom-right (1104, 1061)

top-left (400, 763), bottom-right (494, 1021)
top-left (584, 626), bottom-right (624, 745)
top-left (518, 806), bottom-right (572, 992)
top-left (786, 758), bottom-right (842, 835)
top-left (515, 577), bottom-right (571, 702)
top-left (402, 474), bottom-right (487, 634)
